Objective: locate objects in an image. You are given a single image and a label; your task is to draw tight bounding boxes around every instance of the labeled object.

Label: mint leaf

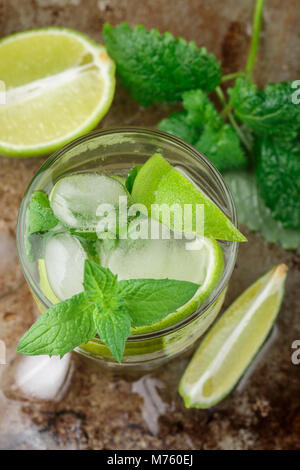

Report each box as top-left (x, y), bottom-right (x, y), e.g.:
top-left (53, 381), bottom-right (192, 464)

top-left (158, 89), bottom-right (247, 172)
top-left (17, 293), bottom-right (96, 357)
top-left (195, 123), bottom-right (247, 172)
top-left (72, 231), bottom-right (101, 263)
top-left (182, 89), bottom-right (222, 129)
top-left (83, 260), bottom-right (118, 304)
top-left (18, 260), bottom-right (199, 361)
top-left (93, 302), bottom-right (131, 362)
top-left (26, 191), bottom-right (59, 261)
top-left (27, 190), bottom-right (59, 235)
top-left (158, 89), bottom-right (222, 144)
top-left (103, 23), bottom-right (221, 106)
top-left (118, 278), bottom-right (198, 327)
top-left (157, 89), bottom-right (221, 144)
top-left (158, 111), bottom-right (200, 144)
top-left (26, 232), bottom-right (44, 262)
top-left (256, 136), bottom-right (300, 230)
top-left (224, 171), bottom-right (300, 250)
top-left (229, 78), bottom-right (300, 139)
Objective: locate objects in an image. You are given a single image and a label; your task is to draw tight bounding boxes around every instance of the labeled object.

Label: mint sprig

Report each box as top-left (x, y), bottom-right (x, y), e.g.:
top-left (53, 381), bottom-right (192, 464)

top-left (26, 192), bottom-right (104, 263)
top-left (228, 78), bottom-right (300, 139)
top-left (224, 171), bottom-right (300, 250)
top-left (118, 278), bottom-right (199, 327)
top-left (27, 190), bottom-right (59, 235)
top-left (158, 88), bottom-right (247, 172)
top-left (102, 22), bottom-right (221, 106)
top-left (256, 136), bottom-right (300, 230)
top-left (17, 292), bottom-right (96, 357)
top-left (17, 260), bottom-right (198, 362)
top-left (26, 190), bottom-right (60, 261)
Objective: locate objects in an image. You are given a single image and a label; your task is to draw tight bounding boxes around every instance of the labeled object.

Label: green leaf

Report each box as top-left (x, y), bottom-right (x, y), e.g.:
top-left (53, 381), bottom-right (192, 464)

top-left (157, 89), bottom-right (222, 145)
top-left (229, 78), bottom-right (300, 139)
top-left (182, 89), bottom-right (222, 129)
top-left (27, 190), bottom-right (59, 235)
top-left (17, 293), bottom-right (96, 357)
top-left (195, 123), bottom-right (247, 172)
top-left (256, 136), bottom-right (300, 230)
top-left (118, 278), bottom-right (198, 327)
top-left (224, 171), bottom-right (300, 250)
top-left (26, 232), bottom-right (44, 262)
top-left (72, 231), bottom-right (101, 263)
top-left (93, 302), bottom-right (131, 362)
top-left (18, 261), bottom-right (198, 362)
top-left (83, 260), bottom-right (118, 304)
top-left (125, 165), bottom-right (142, 193)
top-left (158, 111), bottom-right (199, 144)
top-left (103, 23), bottom-right (221, 106)
top-left (158, 89), bottom-right (247, 172)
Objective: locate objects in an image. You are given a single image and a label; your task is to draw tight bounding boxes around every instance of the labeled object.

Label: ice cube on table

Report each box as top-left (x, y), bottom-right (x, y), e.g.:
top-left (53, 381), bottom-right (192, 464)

top-left (14, 354), bottom-right (72, 401)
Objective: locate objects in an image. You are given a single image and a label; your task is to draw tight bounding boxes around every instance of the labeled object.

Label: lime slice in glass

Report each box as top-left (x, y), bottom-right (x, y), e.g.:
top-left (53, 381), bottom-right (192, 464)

top-left (179, 264), bottom-right (288, 409)
top-left (131, 153), bottom-right (246, 242)
top-left (101, 217), bottom-right (224, 333)
top-left (0, 28), bottom-right (115, 157)
top-left (40, 232), bottom-right (87, 302)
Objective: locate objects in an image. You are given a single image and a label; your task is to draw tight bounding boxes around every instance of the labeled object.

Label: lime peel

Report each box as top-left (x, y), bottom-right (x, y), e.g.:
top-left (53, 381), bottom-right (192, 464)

top-left (179, 263), bottom-right (288, 409)
top-left (131, 153), bottom-right (246, 242)
top-left (0, 28), bottom-right (116, 157)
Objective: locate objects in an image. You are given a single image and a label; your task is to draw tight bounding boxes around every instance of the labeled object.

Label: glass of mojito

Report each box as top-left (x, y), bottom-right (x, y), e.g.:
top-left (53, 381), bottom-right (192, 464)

top-left (17, 128), bottom-right (242, 370)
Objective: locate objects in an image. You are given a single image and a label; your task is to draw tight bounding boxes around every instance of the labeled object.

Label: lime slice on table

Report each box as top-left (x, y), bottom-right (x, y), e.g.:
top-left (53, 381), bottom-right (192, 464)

top-left (179, 264), bottom-right (288, 409)
top-left (100, 217), bottom-right (224, 333)
top-left (131, 153), bottom-right (246, 242)
top-left (0, 28), bottom-right (115, 157)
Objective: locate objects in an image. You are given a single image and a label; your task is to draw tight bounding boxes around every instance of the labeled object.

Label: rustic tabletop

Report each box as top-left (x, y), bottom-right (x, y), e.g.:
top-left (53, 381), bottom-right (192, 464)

top-left (0, 0), bottom-right (299, 450)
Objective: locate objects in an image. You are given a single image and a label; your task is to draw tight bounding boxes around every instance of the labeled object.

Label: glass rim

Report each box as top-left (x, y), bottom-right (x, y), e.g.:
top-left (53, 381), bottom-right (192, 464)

top-left (16, 127), bottom-right (238, 342)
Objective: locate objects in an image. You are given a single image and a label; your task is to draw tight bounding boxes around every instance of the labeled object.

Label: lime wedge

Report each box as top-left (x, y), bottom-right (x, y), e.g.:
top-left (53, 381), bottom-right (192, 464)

top-left (0, 28), bottom-right (115, 157)
top-left (38, 259), bottom-right (60, 305)
top-left (179, 264), bottom-right (288, 409)
top-left (131, 153), bottom-right (246, 242)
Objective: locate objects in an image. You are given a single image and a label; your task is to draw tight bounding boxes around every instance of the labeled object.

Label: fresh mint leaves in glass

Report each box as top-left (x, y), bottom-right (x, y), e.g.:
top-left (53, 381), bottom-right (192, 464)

top-left (17, 128), bottom-right (242, 370)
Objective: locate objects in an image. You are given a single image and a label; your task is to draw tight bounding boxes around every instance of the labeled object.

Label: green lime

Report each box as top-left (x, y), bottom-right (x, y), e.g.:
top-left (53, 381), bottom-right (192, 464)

top-left (38, 258), bottom-right (60, 305)
top-left (179, 264), bottom-right (288, 409)
top-left (101, 224), bottom-right (224, 334)
top-left (0, 28), bottom-right (115, 157)
top-left (131, 153), bottom-right (246, 242)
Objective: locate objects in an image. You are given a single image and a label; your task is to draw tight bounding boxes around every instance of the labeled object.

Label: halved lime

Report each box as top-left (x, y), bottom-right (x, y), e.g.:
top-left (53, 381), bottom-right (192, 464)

top-left (179, 264), bottom-right (288, 409)
top-left (131, 153), bottom-right (246, 242)
top-left (0, 28), bottom-right (115, 157)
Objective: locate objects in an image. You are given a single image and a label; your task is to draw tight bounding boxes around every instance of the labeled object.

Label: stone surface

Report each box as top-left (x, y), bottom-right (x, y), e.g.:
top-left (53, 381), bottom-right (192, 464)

top-left (0, 0), bottom-right (300, 450)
